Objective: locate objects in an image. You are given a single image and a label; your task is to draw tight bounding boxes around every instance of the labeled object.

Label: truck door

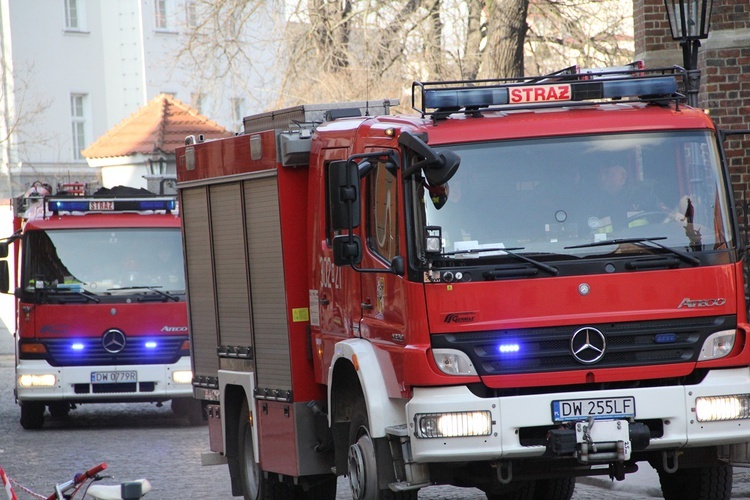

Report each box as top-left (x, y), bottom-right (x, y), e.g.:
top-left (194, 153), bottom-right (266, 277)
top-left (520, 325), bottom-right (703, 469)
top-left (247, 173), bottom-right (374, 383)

top-left (313, 149), bottom-right (363, 372)
top-left (358, 151), bottom-right (407, 353)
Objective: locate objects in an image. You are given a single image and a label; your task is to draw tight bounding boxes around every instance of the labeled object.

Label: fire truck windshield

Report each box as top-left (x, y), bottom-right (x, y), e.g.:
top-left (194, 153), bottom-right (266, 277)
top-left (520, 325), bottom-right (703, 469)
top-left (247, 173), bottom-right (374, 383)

top-left (419, 130), bottom-right (732, 264)
top-left (21, 228), bottom-right (185, 296)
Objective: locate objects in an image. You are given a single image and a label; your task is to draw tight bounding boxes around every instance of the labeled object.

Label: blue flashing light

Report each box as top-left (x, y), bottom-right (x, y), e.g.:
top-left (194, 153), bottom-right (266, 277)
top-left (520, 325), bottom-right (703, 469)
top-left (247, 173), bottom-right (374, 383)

top-left (424, 88), bottom-right (509, 109)
top-left (71, 343), bottom-right (85, 351)
top-left (144, 341), bottom-right (158, 349)
top-left (138, 200), bottom-right (176, 211)
top-left (498, 343), bottom-right (520, 354)
top-left (654, 333), bottom-right (678, 344)
top-left (54, 201), bottom-right (89, 212)
top-left (601, 77), bottom-right (677, 99)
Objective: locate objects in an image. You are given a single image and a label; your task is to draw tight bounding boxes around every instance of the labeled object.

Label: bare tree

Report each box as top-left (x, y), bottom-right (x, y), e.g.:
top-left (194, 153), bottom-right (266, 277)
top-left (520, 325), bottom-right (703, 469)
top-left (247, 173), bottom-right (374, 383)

top-left (175, 0), bottom-right (633, 111)
top-left (480, 0), bottom-right (529, 78)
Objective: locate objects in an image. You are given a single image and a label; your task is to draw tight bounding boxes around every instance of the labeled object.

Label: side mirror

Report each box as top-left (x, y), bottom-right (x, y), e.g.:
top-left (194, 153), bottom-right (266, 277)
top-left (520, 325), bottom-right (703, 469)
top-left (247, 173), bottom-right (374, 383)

top-left (0, 242), bottom-right (8, 259)
top-left (0, 261), bottom-right (9, 294)
top-left (332, 234), bottom-right (362, 266)
top-left (398, 130), bottom-right (460, 185)
top-left (424, 151), bottom-right (460, 186)
top-left (328, 160), bottom-right (361, 231)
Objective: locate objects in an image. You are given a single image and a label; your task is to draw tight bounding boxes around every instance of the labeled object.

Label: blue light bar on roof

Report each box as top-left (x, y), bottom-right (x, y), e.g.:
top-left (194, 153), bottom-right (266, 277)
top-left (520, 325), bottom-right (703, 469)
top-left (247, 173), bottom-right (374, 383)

top-left (49, 198), bottom-right (176, 213)
top-left (420, 76), bottom-right (678, 112)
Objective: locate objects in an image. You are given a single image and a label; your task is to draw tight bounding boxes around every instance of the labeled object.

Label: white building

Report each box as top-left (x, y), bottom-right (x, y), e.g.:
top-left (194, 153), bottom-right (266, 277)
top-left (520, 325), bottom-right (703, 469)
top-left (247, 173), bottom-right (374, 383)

top-left (0, 0), bottom-right (277, 197)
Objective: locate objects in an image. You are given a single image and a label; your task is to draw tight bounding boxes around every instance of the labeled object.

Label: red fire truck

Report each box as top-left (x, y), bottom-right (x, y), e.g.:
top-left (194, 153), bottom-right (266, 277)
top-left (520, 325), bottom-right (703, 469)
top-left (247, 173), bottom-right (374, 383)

top-left (0, 184), bottom-right (200, 430)
top-left (177, 65), bottom-right (750, 500)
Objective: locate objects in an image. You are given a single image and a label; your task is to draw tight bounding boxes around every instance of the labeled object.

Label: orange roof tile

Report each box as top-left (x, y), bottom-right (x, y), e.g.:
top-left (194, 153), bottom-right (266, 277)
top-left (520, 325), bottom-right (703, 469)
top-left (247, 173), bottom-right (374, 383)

top-left (82, 94), bottom-right (232, 159)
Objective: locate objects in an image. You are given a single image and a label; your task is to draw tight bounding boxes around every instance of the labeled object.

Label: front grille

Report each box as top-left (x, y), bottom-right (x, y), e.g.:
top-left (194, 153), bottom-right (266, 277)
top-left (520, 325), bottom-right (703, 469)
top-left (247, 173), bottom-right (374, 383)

top-left (74, 382), bottom-right (156, 394)
top-left (432, 316), bottom-right (734, 375)
top-left (36, 336), bottom-right (188, 367)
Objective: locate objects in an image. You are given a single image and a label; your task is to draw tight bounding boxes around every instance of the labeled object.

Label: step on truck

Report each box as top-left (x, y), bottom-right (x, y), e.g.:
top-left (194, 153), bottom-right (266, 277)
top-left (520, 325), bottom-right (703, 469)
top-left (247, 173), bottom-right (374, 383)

top-left (176, 64), bottom-right (750, 500)
top-left (0, 183), bottom-right (202, 429)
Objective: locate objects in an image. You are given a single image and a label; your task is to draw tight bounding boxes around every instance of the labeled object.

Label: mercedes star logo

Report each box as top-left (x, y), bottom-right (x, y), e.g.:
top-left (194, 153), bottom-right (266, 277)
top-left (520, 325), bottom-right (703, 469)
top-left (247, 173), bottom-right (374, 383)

top-left (102, 329), bottom-right (127, 354)
top-left (570, 327), bottom-right (606, 364)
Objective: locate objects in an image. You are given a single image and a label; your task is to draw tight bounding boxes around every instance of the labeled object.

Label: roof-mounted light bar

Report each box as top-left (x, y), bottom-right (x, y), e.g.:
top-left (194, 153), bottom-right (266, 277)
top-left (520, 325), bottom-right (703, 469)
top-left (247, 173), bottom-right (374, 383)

top-left (414, 63), bottom-right (683, 117)
top-left (48, 197), bottom-right (177, 214)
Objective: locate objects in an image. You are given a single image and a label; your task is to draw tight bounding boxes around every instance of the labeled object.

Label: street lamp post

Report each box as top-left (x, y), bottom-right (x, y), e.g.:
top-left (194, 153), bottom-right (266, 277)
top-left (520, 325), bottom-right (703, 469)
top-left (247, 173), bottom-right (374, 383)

top-left (663, 0), bottom-right (714, 108)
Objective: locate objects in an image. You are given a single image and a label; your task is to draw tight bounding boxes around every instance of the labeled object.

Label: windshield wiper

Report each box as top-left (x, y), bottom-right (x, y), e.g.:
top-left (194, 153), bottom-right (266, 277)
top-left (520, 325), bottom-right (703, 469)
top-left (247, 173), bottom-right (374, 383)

top-left (565, 237), bottom-right (700, 266)
top-left (440, 246), bottom-right (559, 276)
top-left (42, 288), bottom-right (101, 304)
top-left (106, 286), bottom-right (181, 302)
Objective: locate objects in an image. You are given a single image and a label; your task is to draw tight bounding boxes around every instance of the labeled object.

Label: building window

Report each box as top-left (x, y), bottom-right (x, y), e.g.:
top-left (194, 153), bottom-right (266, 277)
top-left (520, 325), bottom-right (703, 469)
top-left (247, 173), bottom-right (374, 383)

top-left (191, 93), bottom-right (205, 115)
top-left (64, 0), bottom-right (86, 31)
top-left (231, 98), bottom-right (245, 128)
top-left (70, 94), bottom-right (87, 161)
top-left (155, 0), bottom-right (169, 30)
top-left (185, 1), bottom-right (197, 27)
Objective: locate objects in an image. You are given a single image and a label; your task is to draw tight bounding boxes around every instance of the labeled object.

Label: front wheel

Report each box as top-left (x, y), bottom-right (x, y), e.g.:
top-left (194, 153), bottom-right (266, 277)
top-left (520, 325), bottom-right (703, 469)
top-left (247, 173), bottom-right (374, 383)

top-left (658, 464), bottom-right (732, 500)
top-left (348, 400), bottom-right (418, 500)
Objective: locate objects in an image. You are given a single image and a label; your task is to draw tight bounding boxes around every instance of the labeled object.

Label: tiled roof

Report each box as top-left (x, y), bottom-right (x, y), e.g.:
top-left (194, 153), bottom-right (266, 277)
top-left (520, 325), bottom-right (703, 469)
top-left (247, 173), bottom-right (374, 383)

top-left (82, 94), bottom-right (232, 159)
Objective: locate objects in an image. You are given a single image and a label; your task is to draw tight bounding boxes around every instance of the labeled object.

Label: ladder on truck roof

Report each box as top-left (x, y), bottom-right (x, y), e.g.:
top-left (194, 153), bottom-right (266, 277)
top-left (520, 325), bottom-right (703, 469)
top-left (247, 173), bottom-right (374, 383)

top-left (242, 99), bottom-right (400, 134)
top-left (412, 61), bottom-right (687, 119)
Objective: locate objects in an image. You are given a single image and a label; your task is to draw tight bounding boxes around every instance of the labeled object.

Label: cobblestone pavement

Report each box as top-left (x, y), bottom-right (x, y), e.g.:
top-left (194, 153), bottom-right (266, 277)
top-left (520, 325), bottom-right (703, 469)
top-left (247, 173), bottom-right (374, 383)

top-left (2, 329), bottom-right (750, 499)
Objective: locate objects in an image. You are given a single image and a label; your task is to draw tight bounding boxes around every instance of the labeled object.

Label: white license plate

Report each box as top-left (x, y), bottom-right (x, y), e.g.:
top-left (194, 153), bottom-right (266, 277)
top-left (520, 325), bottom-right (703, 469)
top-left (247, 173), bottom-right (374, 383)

top-left (552, 396), bottom-right (635, 422)
top-left (90, 371), bottom-right (137, 384)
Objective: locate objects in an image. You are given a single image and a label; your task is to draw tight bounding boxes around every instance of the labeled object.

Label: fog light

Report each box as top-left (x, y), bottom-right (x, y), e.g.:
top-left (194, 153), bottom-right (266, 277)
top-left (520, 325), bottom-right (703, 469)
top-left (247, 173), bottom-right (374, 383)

top-left (432, 349), bottom-right (477, 375)
top-left (18, 374), bottom-right (56, 388)
top-left (415, 411), bottom-right (492, 438)
top-left (695, 395), bottom-right (750, 422)
top-left (698, 330), bottom-right (735, 361)
top-left (172, 370), bottom-right (193, 384)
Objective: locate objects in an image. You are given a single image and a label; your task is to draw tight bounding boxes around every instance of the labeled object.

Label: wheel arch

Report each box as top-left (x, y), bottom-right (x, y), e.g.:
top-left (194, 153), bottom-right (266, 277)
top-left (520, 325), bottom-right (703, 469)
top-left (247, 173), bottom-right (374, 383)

top-left (327, 338), bottom-right (407, 439)
top-left (219, 370), bottom-right (257, 497)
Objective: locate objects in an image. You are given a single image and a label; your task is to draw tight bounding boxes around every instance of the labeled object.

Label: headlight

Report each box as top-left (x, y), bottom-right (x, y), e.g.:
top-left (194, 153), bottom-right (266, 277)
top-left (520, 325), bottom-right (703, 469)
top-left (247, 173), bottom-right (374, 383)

top-left (172, 370), bottom-right (193, 384)
top-left (698, 330), bottom-right (735, 361)
top-left (415, 411), bottom-right (492, 438)
top-left (695, 395), bottom-right (750, 422)
top-left (18, 374), bottom-right (56, 387)
top-left (432, 349), bottom-right (477, 375)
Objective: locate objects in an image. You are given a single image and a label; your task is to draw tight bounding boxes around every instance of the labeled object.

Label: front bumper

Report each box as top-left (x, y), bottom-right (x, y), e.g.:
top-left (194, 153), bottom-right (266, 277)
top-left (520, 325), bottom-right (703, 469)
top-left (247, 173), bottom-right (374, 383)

top-left (15, 357), bottom-right (193, 403)
top-left (406, 367), bottom-right (750, 462)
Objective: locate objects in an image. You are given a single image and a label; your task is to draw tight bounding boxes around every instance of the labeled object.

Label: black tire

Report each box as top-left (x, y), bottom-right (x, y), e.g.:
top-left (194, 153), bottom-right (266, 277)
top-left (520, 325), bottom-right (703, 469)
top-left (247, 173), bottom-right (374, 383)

top-left (347, 400), bottom-right (418, 500)
top-left (295, 474), bottom-right (338, 499)
top-left (237, 401), bottom-right (294, 500)
top-left (20, 402), bottom-right (45, 430)
top-left (485, 481), bottom-right (535, 500)
top-left (171, 397), bottom-right (206, 425)
top-left (658, 464), bottom-right (732, 500)
top-left (48, 402), bottom-right (71, 419)
top-left (532, 477), bottom-right (575, 500)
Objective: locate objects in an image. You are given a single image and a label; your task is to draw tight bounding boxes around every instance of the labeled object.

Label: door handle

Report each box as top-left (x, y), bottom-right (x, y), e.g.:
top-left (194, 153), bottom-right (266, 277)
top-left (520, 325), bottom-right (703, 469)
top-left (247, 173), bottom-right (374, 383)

top-left (361, 301), bottom-right (373, 310)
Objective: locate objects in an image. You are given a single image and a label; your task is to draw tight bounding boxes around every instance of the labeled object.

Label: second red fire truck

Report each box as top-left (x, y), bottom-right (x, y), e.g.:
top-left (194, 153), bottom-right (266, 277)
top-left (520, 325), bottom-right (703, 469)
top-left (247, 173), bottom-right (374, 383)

top-left (0, 184), bottom-right (201, 429)
top-left (177, 65), bottom-right (750, 500)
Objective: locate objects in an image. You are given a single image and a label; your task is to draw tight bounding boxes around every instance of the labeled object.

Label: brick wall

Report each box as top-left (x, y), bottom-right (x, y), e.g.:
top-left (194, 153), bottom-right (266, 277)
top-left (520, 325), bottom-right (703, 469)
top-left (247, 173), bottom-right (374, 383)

top-left (633, 0), bottom-right (750, 202)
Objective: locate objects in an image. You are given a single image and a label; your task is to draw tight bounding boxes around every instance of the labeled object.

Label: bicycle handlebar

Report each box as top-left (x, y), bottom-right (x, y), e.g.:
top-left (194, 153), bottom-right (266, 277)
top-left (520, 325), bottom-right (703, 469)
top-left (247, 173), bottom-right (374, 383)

top-left (76, 463), bottom-right (108, 484)
top-left (45, 463), bottom-right (107, 500)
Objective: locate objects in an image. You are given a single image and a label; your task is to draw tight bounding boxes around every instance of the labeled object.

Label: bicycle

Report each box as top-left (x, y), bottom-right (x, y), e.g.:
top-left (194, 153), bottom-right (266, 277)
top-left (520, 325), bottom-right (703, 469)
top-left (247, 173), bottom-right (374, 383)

top-left (1, 463), bottom-right (151, 500)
